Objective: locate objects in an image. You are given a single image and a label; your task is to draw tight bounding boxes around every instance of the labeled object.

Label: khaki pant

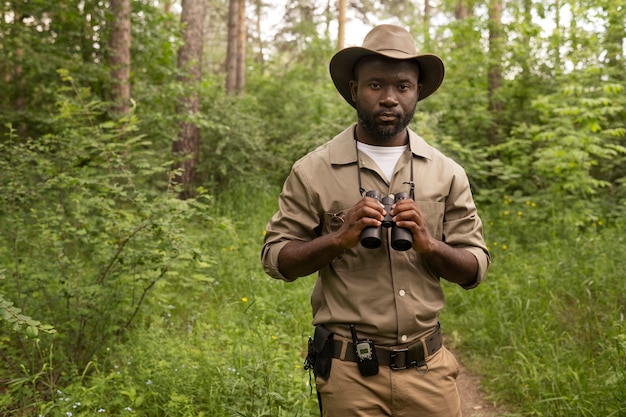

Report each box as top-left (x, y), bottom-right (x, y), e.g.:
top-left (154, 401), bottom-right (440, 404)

top-left (315, 346), bottom-right (461, 417)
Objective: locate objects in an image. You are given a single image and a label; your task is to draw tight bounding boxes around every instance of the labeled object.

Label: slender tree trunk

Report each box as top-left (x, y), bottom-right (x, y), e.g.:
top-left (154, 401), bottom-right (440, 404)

top-left (236, 0), bottom-right (246, 93)
top-left (172, 0), bottom-right (206, 199)
top-left (337, 0), bottom-right (346, 50)
top-left (520, 0), bottom-right (532, 76)
top-left (14, 10), bottom-right (25, 138)
top-left (323, 0), bottom-right (331, 39)
top-left (423, 0), bottom-right (431, 49)
top-left (453, 0), bottom-right (473, 48)
top-left (487, 0), bottom-right (504, 144)
top-left (552, 0), bottom-right (562, 74)
top-left (253, 0), bottom-right (264, 71)
top-left (226, 0), bottom-right (238, 94)
top-left (109, 0), bottom-right (131, 117)
top-left (455, 0), bottom-right (472, 20)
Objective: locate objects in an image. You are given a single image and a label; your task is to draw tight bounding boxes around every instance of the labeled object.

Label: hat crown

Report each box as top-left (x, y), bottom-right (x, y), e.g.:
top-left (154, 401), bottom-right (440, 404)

top-left (361, 25), bottom-right (418, 57)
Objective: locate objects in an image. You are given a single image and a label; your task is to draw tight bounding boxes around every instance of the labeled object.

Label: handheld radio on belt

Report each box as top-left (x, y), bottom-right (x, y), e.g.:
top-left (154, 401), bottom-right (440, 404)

top-left (350, 324), bottom-right (379, 376)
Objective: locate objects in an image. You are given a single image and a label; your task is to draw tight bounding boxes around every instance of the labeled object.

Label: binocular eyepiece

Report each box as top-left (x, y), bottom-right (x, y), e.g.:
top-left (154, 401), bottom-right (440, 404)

top-left (360, 190), bottom-right (413, 251)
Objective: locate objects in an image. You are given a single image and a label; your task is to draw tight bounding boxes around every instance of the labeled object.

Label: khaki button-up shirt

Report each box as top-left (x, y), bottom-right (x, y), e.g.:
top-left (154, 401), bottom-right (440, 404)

top-left (262, 124), bottom-right (490, 346)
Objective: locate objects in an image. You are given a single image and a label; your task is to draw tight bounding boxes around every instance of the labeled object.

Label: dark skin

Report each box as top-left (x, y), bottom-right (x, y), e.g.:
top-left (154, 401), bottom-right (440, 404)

top-left (278, 56), bottom-right (478, 285)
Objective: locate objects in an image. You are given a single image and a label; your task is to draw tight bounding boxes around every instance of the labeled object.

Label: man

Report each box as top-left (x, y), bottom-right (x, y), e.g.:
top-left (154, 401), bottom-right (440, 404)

top-left (261, 24), bottom-right (490, 417)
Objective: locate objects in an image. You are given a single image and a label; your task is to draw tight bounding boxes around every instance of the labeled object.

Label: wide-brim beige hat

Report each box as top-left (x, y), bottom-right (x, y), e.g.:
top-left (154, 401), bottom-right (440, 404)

top-left (330, 24), bottom-right (445, 107)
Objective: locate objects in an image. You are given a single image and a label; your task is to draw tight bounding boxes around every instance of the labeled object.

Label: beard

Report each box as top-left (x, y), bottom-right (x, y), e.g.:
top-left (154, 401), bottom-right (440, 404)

top-left (356, 102), bottom-right (416, 143)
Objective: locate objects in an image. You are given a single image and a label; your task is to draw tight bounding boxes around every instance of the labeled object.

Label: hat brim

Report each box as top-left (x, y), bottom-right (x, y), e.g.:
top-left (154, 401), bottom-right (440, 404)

top-left (329, 47), bottom-right (445, 108)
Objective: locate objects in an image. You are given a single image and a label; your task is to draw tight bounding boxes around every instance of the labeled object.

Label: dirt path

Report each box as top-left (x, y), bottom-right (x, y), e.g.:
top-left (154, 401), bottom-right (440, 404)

top-left (456, 358), bottom-right (506, 417)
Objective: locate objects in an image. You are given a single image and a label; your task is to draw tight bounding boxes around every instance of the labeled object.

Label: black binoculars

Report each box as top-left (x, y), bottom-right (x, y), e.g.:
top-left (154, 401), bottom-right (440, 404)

top-left (360, 190), bottom-right (413, 251)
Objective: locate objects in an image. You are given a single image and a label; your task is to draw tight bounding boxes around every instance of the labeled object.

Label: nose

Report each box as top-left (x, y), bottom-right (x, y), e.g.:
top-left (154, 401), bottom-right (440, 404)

top-left (379, 88), bottom-right (399, 107)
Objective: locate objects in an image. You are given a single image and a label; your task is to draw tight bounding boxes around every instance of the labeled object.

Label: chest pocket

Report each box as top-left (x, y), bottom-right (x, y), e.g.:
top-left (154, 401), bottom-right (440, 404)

top-left (416, 201), bottom-right (444, 241)
top-left (322, 210), bottom-right (379, 273)
top-left (321, 210), bottom-right (349, 235)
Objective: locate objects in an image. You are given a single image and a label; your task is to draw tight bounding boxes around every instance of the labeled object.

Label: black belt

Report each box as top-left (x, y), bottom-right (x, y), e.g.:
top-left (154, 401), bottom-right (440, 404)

top-left (332, 325), bottom-right (443, 370)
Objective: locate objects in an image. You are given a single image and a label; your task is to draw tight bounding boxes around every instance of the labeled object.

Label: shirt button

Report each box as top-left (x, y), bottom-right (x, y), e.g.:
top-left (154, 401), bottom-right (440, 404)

top-left (399, 289), bottom-right (406, 297)
top-left (401, 335), bottom-right (408, 342)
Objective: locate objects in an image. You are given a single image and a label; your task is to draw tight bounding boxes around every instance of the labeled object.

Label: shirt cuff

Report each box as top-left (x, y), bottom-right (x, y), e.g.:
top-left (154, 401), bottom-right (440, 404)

top-left (261, 240), bottom-right (294, 281)
top-left (460, 246), bottom-right (491, 289)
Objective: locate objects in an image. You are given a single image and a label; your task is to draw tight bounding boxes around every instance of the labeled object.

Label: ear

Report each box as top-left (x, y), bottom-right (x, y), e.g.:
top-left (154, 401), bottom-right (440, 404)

top-left (349, 80), bottom-right (358, 103)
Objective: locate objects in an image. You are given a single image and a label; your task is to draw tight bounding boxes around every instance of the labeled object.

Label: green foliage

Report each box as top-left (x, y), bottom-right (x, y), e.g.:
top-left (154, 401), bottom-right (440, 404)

top-left (14, 185), bottom-right (622, 417)
top-left (442, 202), bottom-right (626, 416)
top-left (480, 69), bottom-right (626, 222)
top-left (194, 81), bottom-right (272, 192)
top-left (16, 184), bottom-right (319, 417)
top-left (1, 1), bottom-right (625, 415)
top-left (0, 290), bottom-right (56, 338)
top-left (0, 0), bottom-right (177, 141)
top-left (0, 73), bottom-right (218, 413)
top-left (251, 36), bottom-right (351, 154)
top-left (198, 37), bottom-right (353, 190)
top-left (431, 13), bottom-right (492, 150)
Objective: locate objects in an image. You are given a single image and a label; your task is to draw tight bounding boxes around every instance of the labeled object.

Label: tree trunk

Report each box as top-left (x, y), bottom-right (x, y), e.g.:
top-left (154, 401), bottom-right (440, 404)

top-left (109, 0), bottom-right (131, 118)
top-left (337, 0), bottom-right (346, 50)
top-left (552, 0), bottom-right (562, 74)
top-left (453, 0), bottom-right (473, 49)
top-left (236, 0), bottom-right (246, 94)
top-left (487, 0), bottom-right (504, 144)
top-left (455, 0), bottom-right (473, 20)
top-left (423, 0), bottom-right (431, 49)
top-left (172, 0), bottom-right (206, 199)
top-left (520, 0), bottom-right (532, 76)
top-left (253, 0), bottom-right (264, 71)
top-left (6, 5), bottom-right (26, 137)
top-left (226, 0), bottom-right (238, 94)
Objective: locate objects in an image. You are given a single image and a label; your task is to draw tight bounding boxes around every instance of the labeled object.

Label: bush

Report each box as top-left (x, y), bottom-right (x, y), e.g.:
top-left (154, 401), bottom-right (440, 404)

top-left (0, 74), bottom-right (218, 413)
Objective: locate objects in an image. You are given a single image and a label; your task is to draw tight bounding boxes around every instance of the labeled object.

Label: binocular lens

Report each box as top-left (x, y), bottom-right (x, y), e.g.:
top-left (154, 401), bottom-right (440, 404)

top-left (391, 236), bottom-right (412, 251)
top-left (361, 227), bottom-right (382, 248)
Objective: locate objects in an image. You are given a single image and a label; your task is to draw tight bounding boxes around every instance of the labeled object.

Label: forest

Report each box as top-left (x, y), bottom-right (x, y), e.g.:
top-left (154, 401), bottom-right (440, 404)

top-left (0, 0), bottom-right (624, 416)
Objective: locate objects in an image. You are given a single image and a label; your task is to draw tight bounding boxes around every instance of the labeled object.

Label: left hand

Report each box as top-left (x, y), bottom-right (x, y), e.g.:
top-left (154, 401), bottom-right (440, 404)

top-left (391, 198), bottom-right (435, 254)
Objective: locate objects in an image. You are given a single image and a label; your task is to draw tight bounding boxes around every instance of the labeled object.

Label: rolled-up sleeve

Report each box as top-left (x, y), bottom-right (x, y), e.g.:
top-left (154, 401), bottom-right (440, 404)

top-left (261, 161), bottom-right (320, 281)
top-left (442, 164), bottom-right (491, 289)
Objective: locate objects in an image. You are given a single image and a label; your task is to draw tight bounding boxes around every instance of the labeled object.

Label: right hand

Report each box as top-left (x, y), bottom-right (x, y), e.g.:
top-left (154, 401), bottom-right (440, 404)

top-left (333, 195), bottom-right (386, 249)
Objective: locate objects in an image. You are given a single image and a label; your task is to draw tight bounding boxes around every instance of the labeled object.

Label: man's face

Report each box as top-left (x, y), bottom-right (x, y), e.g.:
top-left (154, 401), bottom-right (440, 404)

top-left (350, 56), bottom-right (421, 144)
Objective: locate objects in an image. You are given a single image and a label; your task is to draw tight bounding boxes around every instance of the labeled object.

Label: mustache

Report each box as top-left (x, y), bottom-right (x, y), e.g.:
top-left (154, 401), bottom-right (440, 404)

top-left (375, 111), bottom-right (401, 118)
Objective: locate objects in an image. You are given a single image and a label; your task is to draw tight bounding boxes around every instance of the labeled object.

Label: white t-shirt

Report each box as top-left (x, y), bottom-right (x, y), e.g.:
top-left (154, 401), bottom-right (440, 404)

top-left (357, 142), bottom-right (408, 182)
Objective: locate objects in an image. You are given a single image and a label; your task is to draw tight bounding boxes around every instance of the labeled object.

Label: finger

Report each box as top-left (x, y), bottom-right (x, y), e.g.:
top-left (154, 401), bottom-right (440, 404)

top-left (360, 198), bottom-right (385, 219)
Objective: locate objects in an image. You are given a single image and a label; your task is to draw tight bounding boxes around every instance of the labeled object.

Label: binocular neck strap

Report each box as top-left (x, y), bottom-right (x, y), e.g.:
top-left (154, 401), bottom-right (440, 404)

top-left (353, 127), bottom-right (415, 200)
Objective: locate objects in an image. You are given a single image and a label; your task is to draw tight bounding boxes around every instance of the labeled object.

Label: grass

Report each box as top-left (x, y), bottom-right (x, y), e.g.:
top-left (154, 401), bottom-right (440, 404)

top-left (11, 186), bottom-right (626, 416)
top-left (441, 197), bottom-right (626, 416)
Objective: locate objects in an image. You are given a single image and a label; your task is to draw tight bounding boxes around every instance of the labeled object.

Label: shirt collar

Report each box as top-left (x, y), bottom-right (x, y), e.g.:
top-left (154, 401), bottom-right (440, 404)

top-left (328, 123), bottom-right (433, 165)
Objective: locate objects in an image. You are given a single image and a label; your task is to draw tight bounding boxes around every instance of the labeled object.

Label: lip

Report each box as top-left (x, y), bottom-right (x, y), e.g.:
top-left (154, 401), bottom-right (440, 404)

top-left (378, 113), bottom-right (399, 122)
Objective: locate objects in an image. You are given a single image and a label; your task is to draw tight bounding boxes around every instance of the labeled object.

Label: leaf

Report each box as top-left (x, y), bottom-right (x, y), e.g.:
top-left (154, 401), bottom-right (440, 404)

top-left (25, 326), bottom-right (39, 339)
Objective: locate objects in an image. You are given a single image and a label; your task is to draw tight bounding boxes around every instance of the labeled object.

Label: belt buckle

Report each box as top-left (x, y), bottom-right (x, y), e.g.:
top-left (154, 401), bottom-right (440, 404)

top-left (390, 348), bottom-right (409, 370)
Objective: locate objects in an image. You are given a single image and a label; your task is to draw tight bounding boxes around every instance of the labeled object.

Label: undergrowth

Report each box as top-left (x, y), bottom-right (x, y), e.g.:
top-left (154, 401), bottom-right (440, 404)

top-left (442, 196), bottom-right (626, 416)
top-left (2, 185), bottom-right (625, 416)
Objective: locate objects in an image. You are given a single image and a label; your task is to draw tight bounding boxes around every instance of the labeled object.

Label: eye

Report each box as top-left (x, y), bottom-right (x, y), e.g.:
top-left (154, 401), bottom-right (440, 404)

top-left (369, 82), bottom-right (381, 89)
top-left (398, 83), bottom-right (411, 91)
